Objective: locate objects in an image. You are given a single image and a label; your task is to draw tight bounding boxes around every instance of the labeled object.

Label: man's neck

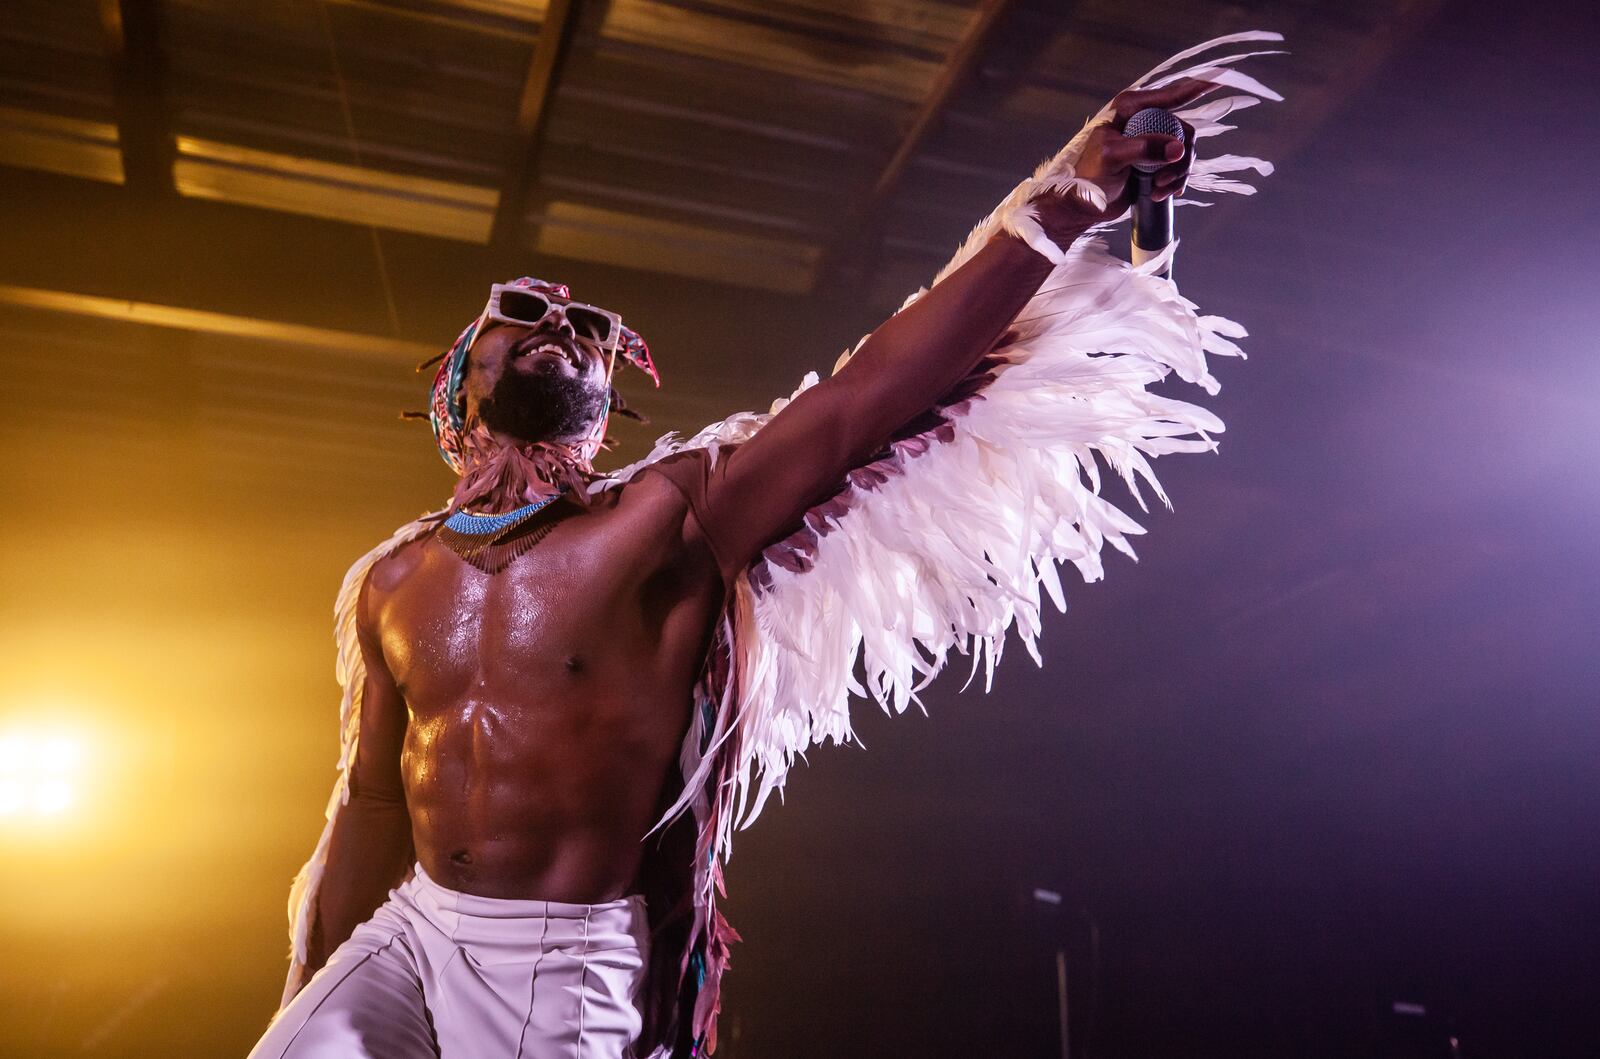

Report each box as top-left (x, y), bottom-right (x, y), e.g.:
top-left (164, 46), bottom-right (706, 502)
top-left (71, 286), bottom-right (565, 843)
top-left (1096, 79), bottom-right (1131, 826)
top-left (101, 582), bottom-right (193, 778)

top-left (451, 423), bottom-right (593, 513)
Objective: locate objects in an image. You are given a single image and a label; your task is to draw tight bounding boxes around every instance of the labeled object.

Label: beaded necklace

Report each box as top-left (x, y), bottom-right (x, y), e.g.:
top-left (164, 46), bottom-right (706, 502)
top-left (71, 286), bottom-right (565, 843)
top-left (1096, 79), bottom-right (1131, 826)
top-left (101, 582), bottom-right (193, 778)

top-left (435, 490), bottom-right (564, 574)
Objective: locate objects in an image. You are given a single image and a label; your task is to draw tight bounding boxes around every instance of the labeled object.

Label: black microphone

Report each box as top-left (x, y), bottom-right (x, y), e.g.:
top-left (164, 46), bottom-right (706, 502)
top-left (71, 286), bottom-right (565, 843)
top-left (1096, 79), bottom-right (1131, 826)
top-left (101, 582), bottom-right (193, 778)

top-left (1123, 106), bottom-right (1185, 279)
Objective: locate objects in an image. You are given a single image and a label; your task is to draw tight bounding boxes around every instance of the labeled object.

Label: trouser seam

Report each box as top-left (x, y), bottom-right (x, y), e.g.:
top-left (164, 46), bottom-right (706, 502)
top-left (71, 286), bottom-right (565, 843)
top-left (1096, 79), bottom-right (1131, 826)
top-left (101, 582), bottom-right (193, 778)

top-left (575, 907), bottom-right (594, 1059)
top-left (274, 929), bottom-right (412, 1058)
top-left (513, 905), bottom-right (553, 1059)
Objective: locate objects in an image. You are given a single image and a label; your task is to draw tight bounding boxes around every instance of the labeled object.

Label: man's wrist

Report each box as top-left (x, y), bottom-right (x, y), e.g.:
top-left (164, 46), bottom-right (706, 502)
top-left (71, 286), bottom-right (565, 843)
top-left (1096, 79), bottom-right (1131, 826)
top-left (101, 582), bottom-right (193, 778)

top-left (992, 228), bottom-right (1062, 279)
top-left (995, 213), bottom-right (1083, 273)
top-left (997, 193), bottom-right (1091, 267)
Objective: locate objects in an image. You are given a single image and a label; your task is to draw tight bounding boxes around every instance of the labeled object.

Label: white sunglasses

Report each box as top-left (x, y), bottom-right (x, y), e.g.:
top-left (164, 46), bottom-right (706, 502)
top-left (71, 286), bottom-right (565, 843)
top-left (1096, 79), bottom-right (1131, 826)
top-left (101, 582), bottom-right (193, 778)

top-left (484, 284), bottom-right (624, 354)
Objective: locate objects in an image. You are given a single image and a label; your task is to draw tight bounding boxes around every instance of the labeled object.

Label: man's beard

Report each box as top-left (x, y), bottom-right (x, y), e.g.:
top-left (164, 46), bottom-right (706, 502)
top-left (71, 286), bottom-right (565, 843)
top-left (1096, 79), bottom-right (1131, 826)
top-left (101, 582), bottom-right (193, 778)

top-left (476, 360), bottom-right (608, 444)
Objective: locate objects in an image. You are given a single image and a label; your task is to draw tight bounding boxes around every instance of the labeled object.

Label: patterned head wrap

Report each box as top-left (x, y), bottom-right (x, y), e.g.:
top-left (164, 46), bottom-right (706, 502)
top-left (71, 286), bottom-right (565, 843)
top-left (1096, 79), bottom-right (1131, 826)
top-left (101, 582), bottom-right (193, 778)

top-left (428, 277), bottom-right (658, 474)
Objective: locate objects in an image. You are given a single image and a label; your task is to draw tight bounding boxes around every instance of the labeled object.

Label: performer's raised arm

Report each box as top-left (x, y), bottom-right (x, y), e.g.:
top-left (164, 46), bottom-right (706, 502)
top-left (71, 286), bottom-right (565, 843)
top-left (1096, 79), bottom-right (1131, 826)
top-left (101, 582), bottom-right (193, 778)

top-left (667, 78), bottom-right (1208, 583)
top-left (281, 577), bottom-right (414, 1005)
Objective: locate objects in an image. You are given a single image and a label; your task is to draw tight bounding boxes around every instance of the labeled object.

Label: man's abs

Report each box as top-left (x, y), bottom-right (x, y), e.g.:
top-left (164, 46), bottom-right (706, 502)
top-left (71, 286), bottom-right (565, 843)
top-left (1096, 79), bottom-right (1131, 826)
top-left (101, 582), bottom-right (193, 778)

top-left (363, 483), bottom-right (724, 903)
top-left (401, 691), bottom-right (685, 901)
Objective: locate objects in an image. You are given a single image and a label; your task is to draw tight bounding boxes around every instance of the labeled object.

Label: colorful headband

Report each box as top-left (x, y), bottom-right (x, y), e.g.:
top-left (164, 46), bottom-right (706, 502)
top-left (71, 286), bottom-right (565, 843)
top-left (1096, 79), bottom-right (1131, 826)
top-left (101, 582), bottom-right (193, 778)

top-left (428, 277), bottom-right (658, 475)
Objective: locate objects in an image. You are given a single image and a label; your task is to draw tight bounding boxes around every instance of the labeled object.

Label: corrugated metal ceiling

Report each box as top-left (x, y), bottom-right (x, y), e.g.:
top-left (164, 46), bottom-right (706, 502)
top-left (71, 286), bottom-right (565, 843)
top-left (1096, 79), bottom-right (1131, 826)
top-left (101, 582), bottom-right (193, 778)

top-left (0, 0), bottom-right (1426, 295)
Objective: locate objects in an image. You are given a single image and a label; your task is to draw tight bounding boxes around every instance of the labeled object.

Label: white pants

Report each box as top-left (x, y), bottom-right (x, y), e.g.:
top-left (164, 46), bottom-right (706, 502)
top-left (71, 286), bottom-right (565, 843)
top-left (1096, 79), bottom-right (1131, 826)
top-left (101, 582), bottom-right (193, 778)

top-left (250, 864), bottom-right (651, 1058)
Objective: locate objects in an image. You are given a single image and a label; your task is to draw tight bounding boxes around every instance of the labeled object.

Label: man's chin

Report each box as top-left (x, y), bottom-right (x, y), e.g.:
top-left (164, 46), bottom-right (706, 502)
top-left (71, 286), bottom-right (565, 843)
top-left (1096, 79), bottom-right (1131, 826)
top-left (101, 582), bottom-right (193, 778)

top-left (478, 414), bottom-right (603, 452)
top-left (507, 429), bottom-right (593, 451)
top-left (477, 372), bottom-right (607, 449)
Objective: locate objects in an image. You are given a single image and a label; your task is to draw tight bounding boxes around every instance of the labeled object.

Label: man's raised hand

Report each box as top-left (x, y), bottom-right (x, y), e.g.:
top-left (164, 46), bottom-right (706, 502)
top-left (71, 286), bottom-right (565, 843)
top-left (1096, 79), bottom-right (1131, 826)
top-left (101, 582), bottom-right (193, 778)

top-left (1032, 77), bottom-right (1213, 238)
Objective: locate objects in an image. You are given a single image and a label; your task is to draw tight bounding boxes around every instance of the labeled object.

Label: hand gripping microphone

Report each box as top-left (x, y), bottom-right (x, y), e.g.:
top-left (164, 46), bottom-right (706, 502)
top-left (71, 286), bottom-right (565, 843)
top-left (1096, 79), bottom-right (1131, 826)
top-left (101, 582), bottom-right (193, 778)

top-left (1123, 106), bottom-right (1185, 279)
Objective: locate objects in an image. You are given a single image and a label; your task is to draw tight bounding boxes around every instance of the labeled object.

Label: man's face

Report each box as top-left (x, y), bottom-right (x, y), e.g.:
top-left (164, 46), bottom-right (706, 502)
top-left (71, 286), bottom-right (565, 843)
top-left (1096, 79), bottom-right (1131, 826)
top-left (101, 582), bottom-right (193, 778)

top-left (463, 305), bottom-right (612, 446)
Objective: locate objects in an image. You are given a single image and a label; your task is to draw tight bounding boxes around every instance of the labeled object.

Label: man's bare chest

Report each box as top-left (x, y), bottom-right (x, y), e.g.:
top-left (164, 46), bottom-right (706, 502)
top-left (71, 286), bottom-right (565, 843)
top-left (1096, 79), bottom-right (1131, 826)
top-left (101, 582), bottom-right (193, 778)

top-left (364, 488), bottom-right (722, 726)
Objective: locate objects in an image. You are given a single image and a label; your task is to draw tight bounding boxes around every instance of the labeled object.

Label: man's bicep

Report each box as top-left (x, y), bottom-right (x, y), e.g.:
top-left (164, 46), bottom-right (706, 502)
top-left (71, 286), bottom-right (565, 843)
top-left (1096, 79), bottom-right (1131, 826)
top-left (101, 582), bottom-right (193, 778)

top-left (702, 235), bottom-right (1053, 574)
top-left (701, 380), bottom-right (871, 575)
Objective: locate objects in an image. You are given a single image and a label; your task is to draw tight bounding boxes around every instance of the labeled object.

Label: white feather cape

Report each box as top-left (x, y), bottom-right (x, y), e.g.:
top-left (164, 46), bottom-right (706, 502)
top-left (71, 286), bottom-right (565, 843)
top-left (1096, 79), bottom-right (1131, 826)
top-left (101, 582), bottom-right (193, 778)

top-left (599, 31), bottom-right (1285, 865)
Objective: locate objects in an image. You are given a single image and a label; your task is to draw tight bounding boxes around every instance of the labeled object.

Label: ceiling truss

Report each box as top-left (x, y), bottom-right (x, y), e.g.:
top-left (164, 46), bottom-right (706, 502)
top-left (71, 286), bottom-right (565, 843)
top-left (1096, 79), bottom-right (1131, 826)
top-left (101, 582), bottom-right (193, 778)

top-left (97, 0), bottom-right (174, 196)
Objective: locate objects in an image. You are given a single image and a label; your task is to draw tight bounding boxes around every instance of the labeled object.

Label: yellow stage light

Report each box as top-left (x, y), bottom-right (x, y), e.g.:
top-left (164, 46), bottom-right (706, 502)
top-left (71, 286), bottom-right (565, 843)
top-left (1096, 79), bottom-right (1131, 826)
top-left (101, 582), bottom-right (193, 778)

top-left (0, 726), bottom-right (85, 820)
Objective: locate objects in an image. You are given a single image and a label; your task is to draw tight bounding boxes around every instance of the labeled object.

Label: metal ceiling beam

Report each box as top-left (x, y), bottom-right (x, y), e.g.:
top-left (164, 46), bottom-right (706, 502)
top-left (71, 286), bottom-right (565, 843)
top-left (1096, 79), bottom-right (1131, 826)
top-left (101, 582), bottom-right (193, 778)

top-left (98, 0), bottom-right (174, 196)
top-left (0, 284), bottom-right (436, 363)
top-left (810, 0), bottom-right (1017, 292)
top-left (490, 0), bottom-right (586, 250)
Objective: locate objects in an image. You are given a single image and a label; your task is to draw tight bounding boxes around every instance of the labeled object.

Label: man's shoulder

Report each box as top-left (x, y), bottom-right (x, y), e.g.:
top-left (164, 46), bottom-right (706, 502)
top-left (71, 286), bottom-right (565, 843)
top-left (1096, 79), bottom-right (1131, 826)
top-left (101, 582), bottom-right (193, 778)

top-left (621, 443), bottom-right (746, 501)
top-left (592, 453), bottom-right (732, 580)
top-left (364, 532), bottom-right (429, 595)
top-left (606, 447), bottom-right (750, 591)
top-left (601, 447), bottom-right (715, 507)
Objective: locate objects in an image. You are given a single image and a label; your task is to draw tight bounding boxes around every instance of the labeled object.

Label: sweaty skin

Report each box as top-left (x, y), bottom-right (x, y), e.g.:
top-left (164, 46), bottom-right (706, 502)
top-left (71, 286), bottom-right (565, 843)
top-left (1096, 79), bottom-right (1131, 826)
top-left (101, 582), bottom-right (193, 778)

top-left (368, 470), bottom-right (723, 904)
top-left (291, 78), bottom-right (1203, 991)
top-left (295, 231), bottom-right (1056, 984)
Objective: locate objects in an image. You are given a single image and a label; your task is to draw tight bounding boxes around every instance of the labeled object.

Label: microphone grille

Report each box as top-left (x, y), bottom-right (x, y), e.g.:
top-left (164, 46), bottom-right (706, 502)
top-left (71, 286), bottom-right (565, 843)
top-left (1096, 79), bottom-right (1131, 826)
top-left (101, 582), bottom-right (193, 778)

top-left (1123, 106), bottom-right (1185, 173)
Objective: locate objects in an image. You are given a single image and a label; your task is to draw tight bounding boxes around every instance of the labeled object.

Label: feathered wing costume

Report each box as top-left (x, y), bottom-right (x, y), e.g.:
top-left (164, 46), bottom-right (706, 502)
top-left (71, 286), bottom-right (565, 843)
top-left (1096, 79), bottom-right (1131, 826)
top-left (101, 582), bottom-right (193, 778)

top-left (282, 33), bottom-right (1282, 1057)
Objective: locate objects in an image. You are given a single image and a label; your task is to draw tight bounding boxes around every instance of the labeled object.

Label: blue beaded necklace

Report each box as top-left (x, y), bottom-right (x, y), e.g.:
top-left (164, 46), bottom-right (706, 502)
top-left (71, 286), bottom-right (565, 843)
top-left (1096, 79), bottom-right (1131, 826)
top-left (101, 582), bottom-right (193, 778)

top-left (441, 493), bottom-right (562, 536)
top-left (437, 490), bottom-right (565, 573)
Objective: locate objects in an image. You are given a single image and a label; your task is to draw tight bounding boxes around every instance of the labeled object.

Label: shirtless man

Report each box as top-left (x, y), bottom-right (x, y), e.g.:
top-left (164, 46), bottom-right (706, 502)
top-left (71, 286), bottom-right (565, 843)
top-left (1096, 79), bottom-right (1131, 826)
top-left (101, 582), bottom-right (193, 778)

top-left (251, 78), bottom-right (1207, 1059)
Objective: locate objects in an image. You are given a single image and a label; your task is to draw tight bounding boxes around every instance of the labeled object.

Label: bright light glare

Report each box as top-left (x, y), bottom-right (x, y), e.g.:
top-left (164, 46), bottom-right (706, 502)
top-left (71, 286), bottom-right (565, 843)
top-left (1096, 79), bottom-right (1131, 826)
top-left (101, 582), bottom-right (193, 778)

top-left (39, 735), bottom-right (81, 772)
top-left (35, 778), bottom-right (74, 814)
top-left (0, 779), bottom-right (24, 815)
top-left (0, 726), bottom-right (85, 821)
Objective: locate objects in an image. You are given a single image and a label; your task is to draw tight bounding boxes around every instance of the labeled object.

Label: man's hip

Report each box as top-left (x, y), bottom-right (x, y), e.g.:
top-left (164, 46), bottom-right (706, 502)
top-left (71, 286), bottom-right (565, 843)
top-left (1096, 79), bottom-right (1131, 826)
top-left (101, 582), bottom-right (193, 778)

top-left (250, 864), bottom-right (651, 1058)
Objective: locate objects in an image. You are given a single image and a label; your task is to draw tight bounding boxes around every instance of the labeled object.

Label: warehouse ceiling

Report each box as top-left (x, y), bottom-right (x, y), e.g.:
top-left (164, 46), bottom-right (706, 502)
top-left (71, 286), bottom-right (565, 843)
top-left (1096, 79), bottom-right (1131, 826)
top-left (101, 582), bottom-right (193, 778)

top-left (0, 0), bottom-right (1439, 487)
top-left (2, 0), bottom-right (1438, 289)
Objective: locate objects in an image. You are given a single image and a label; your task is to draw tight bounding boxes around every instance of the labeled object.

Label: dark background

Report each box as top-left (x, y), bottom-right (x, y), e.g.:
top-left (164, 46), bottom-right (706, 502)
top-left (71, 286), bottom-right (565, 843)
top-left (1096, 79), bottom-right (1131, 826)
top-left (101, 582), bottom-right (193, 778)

top-left (1, 0), bottom-right (1596, 1056)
